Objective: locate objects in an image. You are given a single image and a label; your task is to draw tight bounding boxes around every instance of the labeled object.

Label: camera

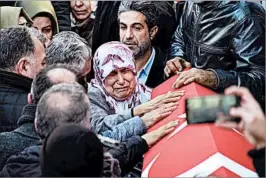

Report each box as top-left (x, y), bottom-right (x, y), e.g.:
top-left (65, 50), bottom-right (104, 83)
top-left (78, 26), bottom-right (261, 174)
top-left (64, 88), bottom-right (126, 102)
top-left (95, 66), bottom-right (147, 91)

top-left (185, 95), bottom-right (241, 124)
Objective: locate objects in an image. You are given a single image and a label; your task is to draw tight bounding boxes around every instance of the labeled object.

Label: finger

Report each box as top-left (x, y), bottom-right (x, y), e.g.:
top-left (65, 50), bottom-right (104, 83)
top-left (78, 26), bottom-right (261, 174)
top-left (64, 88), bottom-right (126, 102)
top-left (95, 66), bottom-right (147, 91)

top-left (166, 60), bottom-right (181, 74)
top-left (163, 93), bottom-right (185, 101)
top-left (157, 105), bottom-right (177, 114)
top-left (173, 76), bottom-right (186, 89)
top-left (172, 71), bottom-right (191, 88)
top-left (215, 121), bottom-right (239, 129)
top-left (163, 105), bottom-right (178, 113)
top-left (183, 76), bottom-right (195, 85)
top-left (172, 74), bottom-right (185, 89)
top-left (184, 61), bottom-right (192, 68)
top-left (216, 114), bottom-right (231, 123)
top-left (165, 120), bottom-right (179, 129)
top-left (162, 97), bottom-right (181, 103)
top-left (162, 101), bottom-right (179, 108)
top-left (163, 102), bottom-right (179, 108)
top-left (225, 86), bottom-right (253, 101)
top-left (229, 107), bottom-right (249, 122)
top-left (180, 59), bottom-right (191, 69)
top-left (168, 90), bottom-right (186, 97)
top-left (157, 111), bottom-right (172, 120)
top-left (176, 73), bottom-right (194, 87)
top-left (163, 127), bottom-right (175, 135)
top-left (171, 57), bottom-right (184, 72)
top-left (237, 121), bottom-right (245, 130)
top-left (164, 66), bottom-right (170, 77)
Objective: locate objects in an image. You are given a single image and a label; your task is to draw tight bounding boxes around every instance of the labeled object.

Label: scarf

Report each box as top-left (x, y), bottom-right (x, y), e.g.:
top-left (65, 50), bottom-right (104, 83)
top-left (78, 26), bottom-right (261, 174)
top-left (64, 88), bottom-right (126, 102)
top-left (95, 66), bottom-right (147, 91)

top-left (91, 41), bottom-right (151, 113)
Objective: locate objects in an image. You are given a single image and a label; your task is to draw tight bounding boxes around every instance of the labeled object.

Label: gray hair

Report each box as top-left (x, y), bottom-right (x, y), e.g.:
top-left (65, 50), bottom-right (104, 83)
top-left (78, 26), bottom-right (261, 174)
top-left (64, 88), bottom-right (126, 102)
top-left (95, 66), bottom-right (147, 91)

top-left (35, 83), bottom-right (90, 139)
top-left (31, 64), bottom-right (79, 104)
top-left (45, 31), bottom-right (92, 74)
top-left (28, 27), bottom-right (46, 46)
top-left (0, 26), bottom-right (34, 70)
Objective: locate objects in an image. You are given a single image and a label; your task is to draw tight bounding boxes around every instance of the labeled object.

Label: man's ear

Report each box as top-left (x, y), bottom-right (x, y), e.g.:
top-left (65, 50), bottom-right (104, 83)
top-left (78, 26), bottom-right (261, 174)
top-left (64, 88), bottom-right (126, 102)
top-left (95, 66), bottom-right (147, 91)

top-left (150, 26), bottom-right (158, 40)
top-left (27, 93), bottom-right (33, 104)
top-left (16, 57), bottom-right (30, 77)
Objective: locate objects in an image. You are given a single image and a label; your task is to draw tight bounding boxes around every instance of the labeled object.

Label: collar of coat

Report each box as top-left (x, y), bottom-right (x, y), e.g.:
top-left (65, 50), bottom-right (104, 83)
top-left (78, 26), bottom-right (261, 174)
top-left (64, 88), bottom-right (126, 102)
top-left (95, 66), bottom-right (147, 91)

top-left (0, 70), bottom-right (32, 92)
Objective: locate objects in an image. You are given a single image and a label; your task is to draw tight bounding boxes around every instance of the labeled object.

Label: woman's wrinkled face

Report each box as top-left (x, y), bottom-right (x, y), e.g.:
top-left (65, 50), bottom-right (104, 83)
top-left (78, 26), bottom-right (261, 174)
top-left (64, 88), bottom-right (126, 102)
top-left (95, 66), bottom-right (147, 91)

top-left (104, 68), bottom-right (136, 100)
top-left (71, 0), bottom-right (92, 21)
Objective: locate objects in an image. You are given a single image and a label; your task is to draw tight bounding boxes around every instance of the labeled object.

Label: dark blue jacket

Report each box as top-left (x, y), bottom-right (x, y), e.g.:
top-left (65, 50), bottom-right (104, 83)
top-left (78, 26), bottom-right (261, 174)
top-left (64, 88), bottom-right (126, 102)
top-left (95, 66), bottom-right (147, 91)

top-left (0, 104), bottom-right (39, 170)
top-left (0, 70), bottom-right (32, 132)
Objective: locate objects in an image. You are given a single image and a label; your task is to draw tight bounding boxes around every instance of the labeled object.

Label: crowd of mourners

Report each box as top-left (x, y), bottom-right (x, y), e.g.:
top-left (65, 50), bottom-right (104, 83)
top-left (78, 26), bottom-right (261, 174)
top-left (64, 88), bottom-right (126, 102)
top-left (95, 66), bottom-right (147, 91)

top-left (0, 1), bottom-right (265, 177)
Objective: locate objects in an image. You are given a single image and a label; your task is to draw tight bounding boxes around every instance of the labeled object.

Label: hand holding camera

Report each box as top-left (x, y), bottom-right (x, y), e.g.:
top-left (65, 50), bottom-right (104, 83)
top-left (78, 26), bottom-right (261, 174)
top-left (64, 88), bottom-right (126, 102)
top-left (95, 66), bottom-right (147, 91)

top-left (215, 86), bottom-right (266, 149)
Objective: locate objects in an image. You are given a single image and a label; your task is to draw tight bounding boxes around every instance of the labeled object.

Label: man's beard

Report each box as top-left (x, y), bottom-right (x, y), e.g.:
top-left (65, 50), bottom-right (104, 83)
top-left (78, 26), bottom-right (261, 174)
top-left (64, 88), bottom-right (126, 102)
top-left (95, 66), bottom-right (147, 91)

top-left (133, 40), bottom-right (151, 60)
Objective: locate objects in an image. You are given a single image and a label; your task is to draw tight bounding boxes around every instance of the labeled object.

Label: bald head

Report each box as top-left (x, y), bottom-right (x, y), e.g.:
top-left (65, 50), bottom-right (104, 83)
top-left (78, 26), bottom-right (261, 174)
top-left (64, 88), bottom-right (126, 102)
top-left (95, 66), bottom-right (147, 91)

top-left (47, 68), bottom-right (76, 84)
top-left (35, 83), bottom-right (91, 139)
top-left (31, 64), bottom-right (78, 104)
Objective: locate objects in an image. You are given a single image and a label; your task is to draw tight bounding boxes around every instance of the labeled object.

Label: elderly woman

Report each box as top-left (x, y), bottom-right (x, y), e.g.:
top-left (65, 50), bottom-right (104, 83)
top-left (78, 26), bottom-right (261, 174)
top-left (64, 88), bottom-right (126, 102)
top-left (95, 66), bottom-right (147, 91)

top-left (89, 41), bottom-right (184, 141)
top-left (70, 0), bottom-right (96, 47)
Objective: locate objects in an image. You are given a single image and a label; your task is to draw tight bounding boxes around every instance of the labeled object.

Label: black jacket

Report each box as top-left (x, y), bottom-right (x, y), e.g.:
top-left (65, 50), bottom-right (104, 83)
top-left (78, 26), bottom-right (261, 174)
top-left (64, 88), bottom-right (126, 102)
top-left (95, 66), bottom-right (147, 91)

top-left (0, 104), bottom-right (39, 170)
top-left (92, 1), bottom-right (121, 54)
top-left (248, 147), bottom-right (265, 177)
top-left (51, 1), bottom-right (71, 32)
top-left (146, 47), bottom-right (167, 88)
top-left (0, 136), bottom-right (148, 176)
top-left (0, 70), bottom-right (32, 132)
top-left (169, 1), bottom-right (265, 106)
top-left (152, 1), bottom-right (177, 53)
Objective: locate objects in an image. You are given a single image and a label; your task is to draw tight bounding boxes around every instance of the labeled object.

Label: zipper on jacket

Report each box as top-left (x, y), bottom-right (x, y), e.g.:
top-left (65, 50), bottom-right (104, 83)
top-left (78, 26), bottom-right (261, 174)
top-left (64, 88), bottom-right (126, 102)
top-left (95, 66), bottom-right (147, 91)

top-left (191, 5), bottom-right (202, 64)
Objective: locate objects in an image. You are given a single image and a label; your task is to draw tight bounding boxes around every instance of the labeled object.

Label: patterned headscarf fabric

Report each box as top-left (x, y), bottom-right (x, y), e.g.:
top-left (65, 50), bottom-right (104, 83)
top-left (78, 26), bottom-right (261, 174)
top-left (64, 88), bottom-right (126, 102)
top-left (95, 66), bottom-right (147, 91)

top-left (91, 41), bottom-right (151, 113)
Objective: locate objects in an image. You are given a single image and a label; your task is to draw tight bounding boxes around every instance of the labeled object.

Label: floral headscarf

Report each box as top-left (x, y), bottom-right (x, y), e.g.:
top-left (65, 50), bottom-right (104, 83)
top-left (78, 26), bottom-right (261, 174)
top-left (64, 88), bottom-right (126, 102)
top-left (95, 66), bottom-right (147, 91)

top-left (91, 41), bottom-right (151, 113)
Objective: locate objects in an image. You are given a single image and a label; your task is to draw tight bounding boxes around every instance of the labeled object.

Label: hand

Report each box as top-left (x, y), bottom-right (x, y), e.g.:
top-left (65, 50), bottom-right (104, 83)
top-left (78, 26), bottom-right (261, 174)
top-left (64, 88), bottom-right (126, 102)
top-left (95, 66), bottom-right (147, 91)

top-left (134, 90), bottom-right (185, 116)
top-left (141, 102), bottom-right (177, 129)
top-left (164, 57), bottom-right (191, 77)
top-left (216, 86), bottom-right (266, 149)
top-left (172, 68), bottom-right (217, 89)
top-left (142, 120), bottom-right (179, 147)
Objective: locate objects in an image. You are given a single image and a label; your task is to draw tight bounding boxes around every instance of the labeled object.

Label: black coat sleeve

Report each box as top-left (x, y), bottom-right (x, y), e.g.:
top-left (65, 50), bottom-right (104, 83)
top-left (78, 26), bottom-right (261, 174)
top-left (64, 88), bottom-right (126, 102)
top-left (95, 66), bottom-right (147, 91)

top-left (107, 136), bottom-right (149, 176)
top-left (248, 147), bottom-right (265, 177)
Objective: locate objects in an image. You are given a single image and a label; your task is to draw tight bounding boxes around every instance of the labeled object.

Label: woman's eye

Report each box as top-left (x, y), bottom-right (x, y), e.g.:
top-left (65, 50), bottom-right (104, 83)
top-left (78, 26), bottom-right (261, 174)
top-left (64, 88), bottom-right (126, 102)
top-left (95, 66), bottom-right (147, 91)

top-left (43, 29), bottom-right (51, 33)
top-left (109, 71), bottom-right (117, 76)
top-left (121, 69), bottom-right (130, 74)
top-left (134, 27), bottom-right (141, 31)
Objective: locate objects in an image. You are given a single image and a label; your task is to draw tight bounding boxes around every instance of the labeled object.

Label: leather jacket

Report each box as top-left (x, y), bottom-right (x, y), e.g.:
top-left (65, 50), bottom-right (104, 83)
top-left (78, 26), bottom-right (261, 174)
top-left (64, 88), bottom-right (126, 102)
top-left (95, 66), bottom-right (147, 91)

top-left (169, 1), bottom-right (265, 104)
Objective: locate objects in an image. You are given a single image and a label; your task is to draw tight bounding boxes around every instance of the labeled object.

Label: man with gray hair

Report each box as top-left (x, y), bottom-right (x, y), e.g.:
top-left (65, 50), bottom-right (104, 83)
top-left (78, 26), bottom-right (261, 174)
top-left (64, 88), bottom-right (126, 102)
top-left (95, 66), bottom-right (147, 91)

top-left (0, 64), bottom-right (79, 170)
top-left (0, 26), bottom-right (46, 132)
top-left (1, 83), bottom-right (178, 176)
top-left (35, 83), bottom-right (91, 139)
top-left (45, 31), bottom-right (92, 80)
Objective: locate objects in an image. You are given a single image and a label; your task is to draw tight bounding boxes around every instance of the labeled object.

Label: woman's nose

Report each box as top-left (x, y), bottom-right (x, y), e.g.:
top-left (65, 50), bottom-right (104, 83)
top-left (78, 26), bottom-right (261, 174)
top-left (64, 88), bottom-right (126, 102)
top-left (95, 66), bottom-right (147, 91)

top-left (75, 1), bottom-right (83, 7)
top-left (117, 72), bottom-right (125, 84)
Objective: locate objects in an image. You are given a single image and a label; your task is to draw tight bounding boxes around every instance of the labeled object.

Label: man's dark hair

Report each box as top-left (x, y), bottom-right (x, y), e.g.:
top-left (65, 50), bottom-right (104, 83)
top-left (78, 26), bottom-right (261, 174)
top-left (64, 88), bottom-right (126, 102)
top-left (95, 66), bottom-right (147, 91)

top-left (40, 124), bottom-right (104, 177)
top-left (118, 1), bottom-right (166, 29)
top-left (35, 83), bottom-right (90, 139)
top-left (31, 64), bottom-right (78, 104)
top-left (0, 26), bottom-right (34, 70)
